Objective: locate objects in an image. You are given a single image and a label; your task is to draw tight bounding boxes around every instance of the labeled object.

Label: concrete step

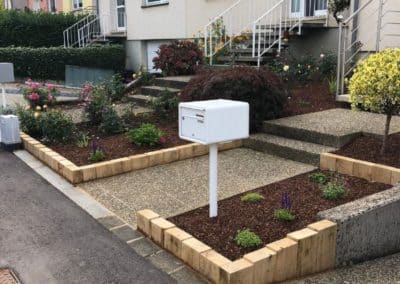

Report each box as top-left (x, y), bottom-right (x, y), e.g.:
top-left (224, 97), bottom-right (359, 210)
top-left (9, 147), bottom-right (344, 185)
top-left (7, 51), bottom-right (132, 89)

top-left (153, 76), bottom-right (192, 89)
top-left (263, 120), bottom-right (360, 148)
top-left (217, 55), bottom-right (271, 63)
top-left (140, 86), bottom-right (180, 97)
top-left (127, 94), bottom-right (154, 106)
top-left (244, 133), bottom-right (336, 166)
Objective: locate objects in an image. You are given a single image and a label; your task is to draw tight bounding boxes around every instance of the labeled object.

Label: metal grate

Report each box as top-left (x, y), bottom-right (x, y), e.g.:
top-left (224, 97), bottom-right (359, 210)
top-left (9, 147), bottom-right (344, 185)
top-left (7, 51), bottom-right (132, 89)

top-left (0, 269), bottom-right (21, 284)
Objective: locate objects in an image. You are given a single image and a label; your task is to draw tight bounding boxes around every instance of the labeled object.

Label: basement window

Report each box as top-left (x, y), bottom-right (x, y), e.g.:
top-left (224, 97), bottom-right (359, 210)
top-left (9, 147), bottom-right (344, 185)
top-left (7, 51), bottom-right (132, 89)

top-left (143, 0), bottom-right (169, 7)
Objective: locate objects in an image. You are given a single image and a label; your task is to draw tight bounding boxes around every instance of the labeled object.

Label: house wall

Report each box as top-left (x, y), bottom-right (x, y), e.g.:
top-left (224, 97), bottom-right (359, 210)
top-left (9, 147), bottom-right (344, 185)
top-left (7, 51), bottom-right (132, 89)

top-left (62, 0), bottom-right (95, 13)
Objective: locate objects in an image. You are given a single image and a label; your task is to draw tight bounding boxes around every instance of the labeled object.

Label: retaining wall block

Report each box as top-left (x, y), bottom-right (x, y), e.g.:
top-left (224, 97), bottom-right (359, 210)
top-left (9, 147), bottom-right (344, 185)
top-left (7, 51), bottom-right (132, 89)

top-left (199, 250), bottom-right (231, 284)
top-left (130, 154), bottom-right (149, 170)
top-left (193, 143), bottom-right (209, 157)
top-left (352, 160), bottom-right (374, 181)
top-left (371, 164), bottom-right (393, 184)
top-left (336, 156), bottom-right (356, 176)
top-left (243, 247), bottom-right (277, 284)
top-left (177, 144), bottom-right (195, 160)
top-left (287, 228), bottom-right (319, 276)
top-left (266, 238), bottom-right (298, 283)
top-left (38, 147), bottom-right (53, 162)
top-left (147, 150), bottom-right (164, 167)
top-left (150, 217), bottom-right (175, 246)
top-left (164, 227), bottom-right (192, 258)
top-left (161, 148), bottom-right (179, 164)
top-left (307, 220), bottom-right (337, 272)
top-left (182, 237), bottom-right (212, 271)
top-left (80, 164), bottom-right (97, 182)
top-left (391, 169), bottom-right (400, 185)
top-left (220, 259), bottom-right (254, 284)
top-left (320, 153), bottom-right (337, 171)
top-left (137, 209), bottom-right (160, 236)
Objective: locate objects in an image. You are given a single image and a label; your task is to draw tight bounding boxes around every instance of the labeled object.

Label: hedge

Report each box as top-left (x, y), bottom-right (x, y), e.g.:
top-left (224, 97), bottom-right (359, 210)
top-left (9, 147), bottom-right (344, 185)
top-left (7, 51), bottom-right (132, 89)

top-left (0, 10), bottom-right (84, 47)
top-left (0, 45), bottom-right (125, 80)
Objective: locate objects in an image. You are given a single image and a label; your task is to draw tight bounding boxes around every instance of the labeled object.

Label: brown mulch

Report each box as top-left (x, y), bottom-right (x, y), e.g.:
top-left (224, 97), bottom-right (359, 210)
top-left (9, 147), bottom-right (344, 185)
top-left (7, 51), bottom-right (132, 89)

top-left (48, 120), bottom-right (187, 166)
top-left (168, 170), bottom-right (391, 261)
top-left (282, 82), bottom-right (347, 117)
top-left (334, 133), bottom-right (400, 168)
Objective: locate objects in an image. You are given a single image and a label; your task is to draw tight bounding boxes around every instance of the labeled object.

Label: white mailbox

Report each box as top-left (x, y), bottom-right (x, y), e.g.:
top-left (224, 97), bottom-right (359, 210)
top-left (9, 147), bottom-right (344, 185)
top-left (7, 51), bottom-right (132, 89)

top-left (179, 99), bottom-right (249, 144)
top-left (178, 99), bottom-right (249, 218)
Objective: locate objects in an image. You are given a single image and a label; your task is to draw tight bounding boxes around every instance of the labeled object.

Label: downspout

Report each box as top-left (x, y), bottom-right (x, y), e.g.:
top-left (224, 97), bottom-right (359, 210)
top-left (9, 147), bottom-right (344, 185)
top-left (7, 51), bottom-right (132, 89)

top-left (350, 0), bottom-right (360, 54)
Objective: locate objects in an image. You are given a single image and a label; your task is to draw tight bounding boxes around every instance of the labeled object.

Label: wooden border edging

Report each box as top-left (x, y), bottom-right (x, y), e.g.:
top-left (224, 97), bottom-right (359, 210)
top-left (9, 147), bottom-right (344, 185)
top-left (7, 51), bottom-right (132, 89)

top-left (19, 132), bottom-right (242, 184)
top-left (137, 210), bottom-right (337, 284)
top-left (320, 153), bottom-right (400, 185)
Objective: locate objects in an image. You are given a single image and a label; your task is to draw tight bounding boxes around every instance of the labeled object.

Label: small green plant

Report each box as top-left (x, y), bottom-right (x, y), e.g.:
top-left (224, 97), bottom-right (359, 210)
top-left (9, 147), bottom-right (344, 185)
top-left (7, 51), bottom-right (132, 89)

top-left (84, 87), bottom-right (109, 126)
top-left (322, 181), bottom-right (346, 200)
top-left (234, 229), bottom-right (262, 249)
top-left (76, 132), bottom-right (90, 148)
top-left (328, 78), bottom-right (337, 95)
top-left (309, 172), bottom-right (329, 185)
top-left (241, 192), bottom-right (264, 203)
top-left (103, 74), bottom-right (126, 102)
top-left (99, 107), bottom-right (125, 135)
top-left (274, 209), bottom-right (295, 221)
top-left (274, 193), bottom-right (295, 221)
top-left (151, 89), bottom-right (179, 120)
top-left (39, 111), bottom-right (75, 144)
top-left (128, 123), bottom-right (164, 146)
top-left (88, 141), bottom-right (105, 162)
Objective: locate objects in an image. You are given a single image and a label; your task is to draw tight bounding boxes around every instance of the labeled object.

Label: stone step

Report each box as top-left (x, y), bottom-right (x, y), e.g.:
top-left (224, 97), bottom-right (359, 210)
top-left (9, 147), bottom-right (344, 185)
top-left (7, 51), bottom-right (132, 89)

top-left (244, 133), bottom-right (336, 166)
top-left (140, 86), bottom-right (181, 97)
top-left (127, 94), bottom-right (154, 106)
top-left (263, 120), bottom-right (359, 148)
top-left (153, 76), bottom-right (192, 89)
top-left (217, 55), bottom-right (271, 63)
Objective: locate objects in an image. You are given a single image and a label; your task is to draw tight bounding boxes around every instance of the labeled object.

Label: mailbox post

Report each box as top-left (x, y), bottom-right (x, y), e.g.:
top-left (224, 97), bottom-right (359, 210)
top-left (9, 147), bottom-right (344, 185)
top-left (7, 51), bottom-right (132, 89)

top-left (179, 99), bottom-right (249, 217)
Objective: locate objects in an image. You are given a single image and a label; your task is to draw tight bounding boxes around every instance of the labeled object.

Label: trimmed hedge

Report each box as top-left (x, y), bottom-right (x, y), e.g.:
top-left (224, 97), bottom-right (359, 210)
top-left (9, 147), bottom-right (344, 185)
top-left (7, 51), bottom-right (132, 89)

top-left (0, 45), bottom-right (125, 79)
top-left (0, 10), bottom-right (83, 47)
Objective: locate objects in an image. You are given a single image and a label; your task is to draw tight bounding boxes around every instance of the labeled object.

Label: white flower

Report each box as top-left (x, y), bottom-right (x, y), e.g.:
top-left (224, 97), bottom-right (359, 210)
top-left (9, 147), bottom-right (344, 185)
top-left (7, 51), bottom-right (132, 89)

top-left (320, 53), bottom-right (325, 59)
top-left (283, 65), bottom-right (290, 72)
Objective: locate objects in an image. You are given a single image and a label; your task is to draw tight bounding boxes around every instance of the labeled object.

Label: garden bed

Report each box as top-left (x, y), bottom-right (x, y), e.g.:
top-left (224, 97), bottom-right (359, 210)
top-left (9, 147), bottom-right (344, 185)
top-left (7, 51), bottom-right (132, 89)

top-left (333, 133), bottom-right (400, 168)
top-left (282, 82), bottom-right (346, 117)
top-left (168, 170), bottom-right (391, 261)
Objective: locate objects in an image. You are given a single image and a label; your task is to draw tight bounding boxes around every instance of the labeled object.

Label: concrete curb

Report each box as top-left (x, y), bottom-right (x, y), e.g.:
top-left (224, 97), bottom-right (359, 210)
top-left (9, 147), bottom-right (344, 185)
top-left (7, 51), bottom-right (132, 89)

top-left (20, 132), bottom-right (243, 184)
top-left (137, 210), bottom-right (337, 284)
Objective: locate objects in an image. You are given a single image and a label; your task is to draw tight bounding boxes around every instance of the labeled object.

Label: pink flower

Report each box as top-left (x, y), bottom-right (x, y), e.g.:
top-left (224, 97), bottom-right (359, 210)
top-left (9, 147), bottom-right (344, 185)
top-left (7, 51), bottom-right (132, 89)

top-left (47, 84), bottom-right (54, 90)
top-left (29, 92), bottom-right (40, 101)
top-left (159, 137), bottom-right (167, 144)
top-left (48, 95), bottom-right (53, 101)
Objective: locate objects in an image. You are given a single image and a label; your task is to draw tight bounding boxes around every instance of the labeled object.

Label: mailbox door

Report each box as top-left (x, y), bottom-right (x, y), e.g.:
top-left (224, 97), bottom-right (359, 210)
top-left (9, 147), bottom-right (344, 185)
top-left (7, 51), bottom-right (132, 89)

top-left (180, 107), bottom-right (206, 143)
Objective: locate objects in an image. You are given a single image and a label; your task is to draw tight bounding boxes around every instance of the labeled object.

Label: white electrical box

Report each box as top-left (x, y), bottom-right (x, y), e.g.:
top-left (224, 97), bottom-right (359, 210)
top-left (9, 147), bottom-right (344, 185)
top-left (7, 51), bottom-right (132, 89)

top-left (0, 63), bottom-right (15, 83)
top-left (179, 99), bottom-right (249, 145)
top-left (0, 115), bottom-right (21, 145)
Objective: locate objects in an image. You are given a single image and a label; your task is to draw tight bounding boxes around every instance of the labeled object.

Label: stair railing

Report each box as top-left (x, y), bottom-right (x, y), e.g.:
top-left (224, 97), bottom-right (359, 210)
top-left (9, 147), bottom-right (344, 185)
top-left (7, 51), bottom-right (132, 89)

top-left (63, 13), bottom-right (97, 48)
top-left (77, 14), bottom-right (108, 47)
top-left (336, 0), bottom-right (400, 97)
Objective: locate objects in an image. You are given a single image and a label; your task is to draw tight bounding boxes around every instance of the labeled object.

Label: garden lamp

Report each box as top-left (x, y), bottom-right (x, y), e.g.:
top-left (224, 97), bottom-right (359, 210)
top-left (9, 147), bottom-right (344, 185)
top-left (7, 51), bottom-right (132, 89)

top-left (0, 63), bottom-right (15, 109)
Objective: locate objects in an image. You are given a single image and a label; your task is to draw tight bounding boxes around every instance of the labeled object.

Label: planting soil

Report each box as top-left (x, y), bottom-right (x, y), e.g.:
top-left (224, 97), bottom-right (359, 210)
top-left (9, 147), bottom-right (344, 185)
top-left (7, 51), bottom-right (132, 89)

top-left (282, 82), bottom-right (346, 117)
top-left (168, 170), bottom-right (391, 261)
top-left (48, 119), bottom-right (187, 166)
top-left (334, 133), bottom-right (400, 168)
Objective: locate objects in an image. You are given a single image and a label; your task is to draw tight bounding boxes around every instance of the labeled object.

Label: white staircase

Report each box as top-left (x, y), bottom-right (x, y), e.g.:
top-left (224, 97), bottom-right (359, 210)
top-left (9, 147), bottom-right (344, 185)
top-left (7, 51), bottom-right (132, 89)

top-left (336, 0), bottom-right (400, 98)
top-left (204, 0), bottom-right (328, 67)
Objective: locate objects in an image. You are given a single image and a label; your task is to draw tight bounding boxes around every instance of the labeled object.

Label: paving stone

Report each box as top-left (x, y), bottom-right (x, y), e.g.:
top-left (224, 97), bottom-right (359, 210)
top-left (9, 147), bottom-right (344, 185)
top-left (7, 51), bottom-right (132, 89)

top-left (97, 215), bottom-right (125, 230)
top-left (148, 251), bottom-right (184, 274)
top-left (111, 225), bottom-right (143, 242)
top-left (128, 238), bottom-right (162, 257)
top-left (169, 266), bottom-right (207, 284)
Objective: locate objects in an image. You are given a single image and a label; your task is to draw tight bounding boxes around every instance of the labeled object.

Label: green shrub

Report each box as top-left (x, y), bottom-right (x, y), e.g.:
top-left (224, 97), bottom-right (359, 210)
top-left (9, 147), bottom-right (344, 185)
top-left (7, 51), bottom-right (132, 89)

top-left (318, 52), bottom-right (337, 78)
top-left (39, 111), bottom-right (75, 144)
top-left (103, 74), bottom-right (126, 102)
top-left (274, 209), bottom-right (295, 221)
top-left (84, 88), bottom-right (109, 125)
top-left (309, 172), bottom-right (329, 185)
top-left (234, 229), bottom-right (262, 249)
top-left (99, 107), bottom-right (124, 135)
top-left (128, 123), bottom-right (164, 146)
top-left (17, 107), bottom-right (42, 137)
top-left (153, 40), bottom-right (204, 76)
top-left (240, 192), bottom-right (264, 203)
top-left (89, 141), bottom-right (106, 162)
top-left (0, 10), bottom-right (84, 47)
top-left (0, 45), bottom-right (125, 79)
top-left (76, 132), bottom-right (90, 148)
top-left (181, 67), bottom-right (287, 131)
top-left (151, 89), bottom-right (179, 120)
top-left (322, 182), bottom-right (346, 200)
top-left (328, 78), bottom-right (337, 95)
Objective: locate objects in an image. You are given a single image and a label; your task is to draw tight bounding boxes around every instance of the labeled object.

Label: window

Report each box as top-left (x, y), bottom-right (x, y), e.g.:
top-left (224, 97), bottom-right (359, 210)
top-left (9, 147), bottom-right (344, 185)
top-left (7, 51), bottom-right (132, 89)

top-left (49, 0), bottom-right (56, 12)
top-left (73, 0), bottom-right (83, 10)
top-left (144, 0), bottom-right (168, 6)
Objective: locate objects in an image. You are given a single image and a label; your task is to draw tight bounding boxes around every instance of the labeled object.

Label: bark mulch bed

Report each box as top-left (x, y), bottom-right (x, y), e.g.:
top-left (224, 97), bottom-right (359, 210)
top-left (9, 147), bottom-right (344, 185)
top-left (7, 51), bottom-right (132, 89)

top-left (48, 119), bottom-right (187, 166)
top-left (282, 82), bottom-right (347, 117)
top-left (334, 133), bottom-right (400, 168)
top-left (168, 170), bottom-right (391, 261)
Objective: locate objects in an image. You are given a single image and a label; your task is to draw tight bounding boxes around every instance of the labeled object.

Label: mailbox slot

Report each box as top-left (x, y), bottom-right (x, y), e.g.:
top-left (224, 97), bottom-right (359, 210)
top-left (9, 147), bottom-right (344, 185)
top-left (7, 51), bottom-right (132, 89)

top-left (180, 107), bottom-right (206, 142)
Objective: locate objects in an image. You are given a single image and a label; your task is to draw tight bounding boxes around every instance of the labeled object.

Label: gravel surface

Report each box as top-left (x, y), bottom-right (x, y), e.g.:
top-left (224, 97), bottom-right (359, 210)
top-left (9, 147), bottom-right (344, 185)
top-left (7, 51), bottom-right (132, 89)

top-left (80, 148), bottom-right (315, 226)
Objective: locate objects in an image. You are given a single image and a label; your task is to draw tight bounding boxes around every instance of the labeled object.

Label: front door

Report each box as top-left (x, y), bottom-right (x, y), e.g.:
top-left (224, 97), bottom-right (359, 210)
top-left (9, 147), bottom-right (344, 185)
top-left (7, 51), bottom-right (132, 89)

top-left (290, 0), bottom-right (304, 17)
top-left (116, 0), bottom-right (126, 32)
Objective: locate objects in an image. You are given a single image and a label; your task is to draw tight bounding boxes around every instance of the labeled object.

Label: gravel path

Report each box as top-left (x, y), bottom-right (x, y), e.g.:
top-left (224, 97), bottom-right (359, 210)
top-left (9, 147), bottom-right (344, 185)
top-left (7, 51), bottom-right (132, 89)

top-left (80, 148), bottom-right (315, 226)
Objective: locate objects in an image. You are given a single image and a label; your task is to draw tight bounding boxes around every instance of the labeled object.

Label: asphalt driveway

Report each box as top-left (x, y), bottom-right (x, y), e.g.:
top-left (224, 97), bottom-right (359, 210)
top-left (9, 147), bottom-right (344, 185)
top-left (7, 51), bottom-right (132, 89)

top-left (0, 150), bottom-right (175, 284)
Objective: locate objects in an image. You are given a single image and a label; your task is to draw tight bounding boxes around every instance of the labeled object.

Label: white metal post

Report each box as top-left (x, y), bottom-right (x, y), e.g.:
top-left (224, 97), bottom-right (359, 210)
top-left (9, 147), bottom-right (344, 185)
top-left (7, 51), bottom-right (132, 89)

top-left (1, 85), bottom-right (6, 110)
top-left (209, 143), bottom-right (218, 218)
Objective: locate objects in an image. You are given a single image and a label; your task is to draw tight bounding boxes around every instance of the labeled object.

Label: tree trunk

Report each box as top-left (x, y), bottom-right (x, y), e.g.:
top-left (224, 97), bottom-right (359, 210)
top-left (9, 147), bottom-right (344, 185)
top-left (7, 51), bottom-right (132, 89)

top-left (381, 113), bottom-right (392, 155)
